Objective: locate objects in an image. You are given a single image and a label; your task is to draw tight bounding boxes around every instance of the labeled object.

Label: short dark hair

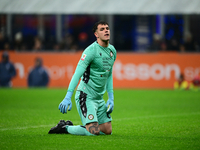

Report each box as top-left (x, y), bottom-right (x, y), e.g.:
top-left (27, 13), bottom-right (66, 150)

top-left (92, 21), bottom-right (109, 33)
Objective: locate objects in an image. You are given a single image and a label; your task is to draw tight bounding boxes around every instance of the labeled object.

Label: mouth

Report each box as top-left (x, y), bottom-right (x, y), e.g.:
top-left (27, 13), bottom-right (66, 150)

top-left (104, 34), bottom-right (109, 37)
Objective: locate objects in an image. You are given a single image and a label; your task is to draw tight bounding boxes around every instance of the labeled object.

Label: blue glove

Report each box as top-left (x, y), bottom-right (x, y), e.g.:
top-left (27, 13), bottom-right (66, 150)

top-left (106, 92), bottom-right (114, 114)
top-left (58, 91), bottom-right (73, 114)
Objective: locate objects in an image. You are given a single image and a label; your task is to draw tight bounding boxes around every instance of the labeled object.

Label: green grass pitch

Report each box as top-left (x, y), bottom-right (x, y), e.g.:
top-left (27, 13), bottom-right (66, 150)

top-left (0, 88), bottom-right (200, 150)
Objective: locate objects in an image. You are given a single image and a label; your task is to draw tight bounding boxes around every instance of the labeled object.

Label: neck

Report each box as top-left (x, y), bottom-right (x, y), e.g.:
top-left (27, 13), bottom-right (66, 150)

top-left (97, 39), bottom-right (109, 47)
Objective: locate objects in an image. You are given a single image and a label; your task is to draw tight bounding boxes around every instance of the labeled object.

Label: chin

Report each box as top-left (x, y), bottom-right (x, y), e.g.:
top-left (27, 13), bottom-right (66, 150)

top-left (103, 39), bottom-right (109, 42)
top-left (104, 38), bottom-right (110, 41)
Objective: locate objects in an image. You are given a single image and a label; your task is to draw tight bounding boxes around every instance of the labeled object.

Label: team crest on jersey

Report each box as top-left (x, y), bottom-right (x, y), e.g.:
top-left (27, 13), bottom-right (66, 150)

top-left (88, 114), bottom-right (94, 120)
top-left (81, 54), bottom-right (86, 60)
top-left (110, 51), bottom-right (113, 57)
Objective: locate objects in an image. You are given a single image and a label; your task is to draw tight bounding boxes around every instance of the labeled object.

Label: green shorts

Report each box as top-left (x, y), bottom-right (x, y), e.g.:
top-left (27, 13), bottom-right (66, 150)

top-left (75, 90), bottom-right (112, 126)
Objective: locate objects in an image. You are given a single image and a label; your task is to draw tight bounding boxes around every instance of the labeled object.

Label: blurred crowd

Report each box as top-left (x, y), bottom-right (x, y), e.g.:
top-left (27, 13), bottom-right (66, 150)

top-left (0, 31), bottom-right (90, 52)
top-left (148, 33), bottom-right (200, 52)
top-left (0, 30), bottom-right (199, 52)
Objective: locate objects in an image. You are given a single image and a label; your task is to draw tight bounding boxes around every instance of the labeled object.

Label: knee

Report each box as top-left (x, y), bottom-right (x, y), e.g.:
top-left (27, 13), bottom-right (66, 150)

top-left (86, 122), bottom-right (100, 135)
top-left (104, 126), bottom-right (112, 135)
top-left (100, 122), bottom-right (112, 135)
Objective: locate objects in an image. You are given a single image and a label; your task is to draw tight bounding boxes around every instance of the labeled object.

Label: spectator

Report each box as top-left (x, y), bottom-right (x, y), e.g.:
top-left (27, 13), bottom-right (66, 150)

top-left (14, 32), bottom-right (26, 51)
top-left (0, 32), bottom-right (4, 50)
top-left (148, 33), bottom-right (162, 52)
top-left (59, 33), bottom-right (78, 52)
top-left (0, 32), bottom-right (10, 51)
top-left (189, 75), bottom-right (200, 91)
top-left (70, 44), bottom-right (79, 52)
top-left (168, 38), bottom-right (179, 51)
top-left (27, 57), bottom-right (49, 87)
top-left (183, 32), bottom-right (198, 52)
top-left (160, 42), bottom-right (167, 52)
top-left (32, 36), bottom-right (43, 51)
top-left (174, 74), bottom-right (189, 90)
top-left (78, 32), bottom-right (89, 51)
top-left (179, 44), bottom-right (186, 52)
top-left (45, 36), bottom-right (57, 50)
top-left (0, 51), bottom-right (16, 87)
top-left (53, 43), bottom-right (60, 51)
top-left (4, 43), bottom-right (11, 50)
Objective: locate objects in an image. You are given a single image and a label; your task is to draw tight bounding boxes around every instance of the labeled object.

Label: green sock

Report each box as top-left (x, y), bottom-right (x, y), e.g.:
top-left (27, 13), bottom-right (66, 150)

top-left (100, 131), bottom-right (105, 135)
top-left (67, 125), bottom-right (95, 136)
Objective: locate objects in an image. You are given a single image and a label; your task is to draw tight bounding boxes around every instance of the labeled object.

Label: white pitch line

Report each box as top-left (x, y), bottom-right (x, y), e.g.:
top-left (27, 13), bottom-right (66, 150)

top-left (0, 121), bottom-right (81, 131)
top-left (0, 124), bottom-right (55, 131)
top-left (0, 112), bottom-right (199, 131)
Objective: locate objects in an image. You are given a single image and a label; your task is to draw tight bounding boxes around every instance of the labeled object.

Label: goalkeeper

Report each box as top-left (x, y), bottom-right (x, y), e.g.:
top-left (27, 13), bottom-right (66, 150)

top-left (49, 21), bottom-right (117, 135)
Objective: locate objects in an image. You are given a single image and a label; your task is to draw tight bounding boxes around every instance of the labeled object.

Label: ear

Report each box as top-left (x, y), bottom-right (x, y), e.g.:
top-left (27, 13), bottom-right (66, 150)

top-left (94, 32), bottom-right (99, 38)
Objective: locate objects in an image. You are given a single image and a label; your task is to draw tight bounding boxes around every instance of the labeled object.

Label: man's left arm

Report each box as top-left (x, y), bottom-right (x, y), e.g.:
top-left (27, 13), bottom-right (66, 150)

top-left (106, 68), bottom-right (114, 114)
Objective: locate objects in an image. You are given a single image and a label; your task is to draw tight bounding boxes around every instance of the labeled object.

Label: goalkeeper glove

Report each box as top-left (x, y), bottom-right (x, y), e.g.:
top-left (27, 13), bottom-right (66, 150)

top-left (106, 92), bottom-right (114, 114)
top-left (58, 91), bottom-right (73, 114)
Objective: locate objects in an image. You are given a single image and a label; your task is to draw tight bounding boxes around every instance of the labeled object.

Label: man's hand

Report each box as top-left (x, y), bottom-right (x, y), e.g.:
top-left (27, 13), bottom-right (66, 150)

top-left (58, 91), bottom-right (73, 114)
top-left (106, 92), bottom-right (114, 114)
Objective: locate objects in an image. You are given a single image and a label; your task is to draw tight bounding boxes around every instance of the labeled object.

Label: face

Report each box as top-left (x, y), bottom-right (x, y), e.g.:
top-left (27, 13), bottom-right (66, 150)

top-left (94, 24), bottom-right (110, 42)
top-left (35, 59), bottom-right (42, 67)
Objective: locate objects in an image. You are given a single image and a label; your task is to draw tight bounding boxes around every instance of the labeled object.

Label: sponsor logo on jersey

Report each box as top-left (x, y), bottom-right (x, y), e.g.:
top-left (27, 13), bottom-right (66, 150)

top-left (88, 114), bottom-right (94, 120)
top-left (81, 54), bottom-right (86, 60)
top-left (110, 51), bottom-right (113, 57)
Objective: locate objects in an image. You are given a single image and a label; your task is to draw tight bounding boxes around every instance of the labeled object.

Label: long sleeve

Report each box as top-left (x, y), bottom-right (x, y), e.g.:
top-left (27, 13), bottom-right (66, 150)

top-left (67, 65), bottom-right (86, 92)
top-left (106, 68), bottom-right (114, 93)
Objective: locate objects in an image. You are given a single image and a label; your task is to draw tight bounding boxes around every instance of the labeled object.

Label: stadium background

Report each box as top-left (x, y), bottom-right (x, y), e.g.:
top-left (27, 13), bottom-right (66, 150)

top-left (1, 1), bottom-right (200, 149)
top-left (0, 0), bottom-right (200, 88)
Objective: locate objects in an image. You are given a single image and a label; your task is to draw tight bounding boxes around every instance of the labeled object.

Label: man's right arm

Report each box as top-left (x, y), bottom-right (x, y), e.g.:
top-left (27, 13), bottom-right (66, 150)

top-left (67, 65), bottom-right (86, 92)
top-left (58, 65), bottom-right (85, 114)
top-left (59, 46), bottom-right (95, 114)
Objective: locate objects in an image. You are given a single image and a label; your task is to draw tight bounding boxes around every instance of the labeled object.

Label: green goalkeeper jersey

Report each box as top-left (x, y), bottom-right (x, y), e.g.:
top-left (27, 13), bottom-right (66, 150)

top-left (77, 41), bottom-right (116, 99)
